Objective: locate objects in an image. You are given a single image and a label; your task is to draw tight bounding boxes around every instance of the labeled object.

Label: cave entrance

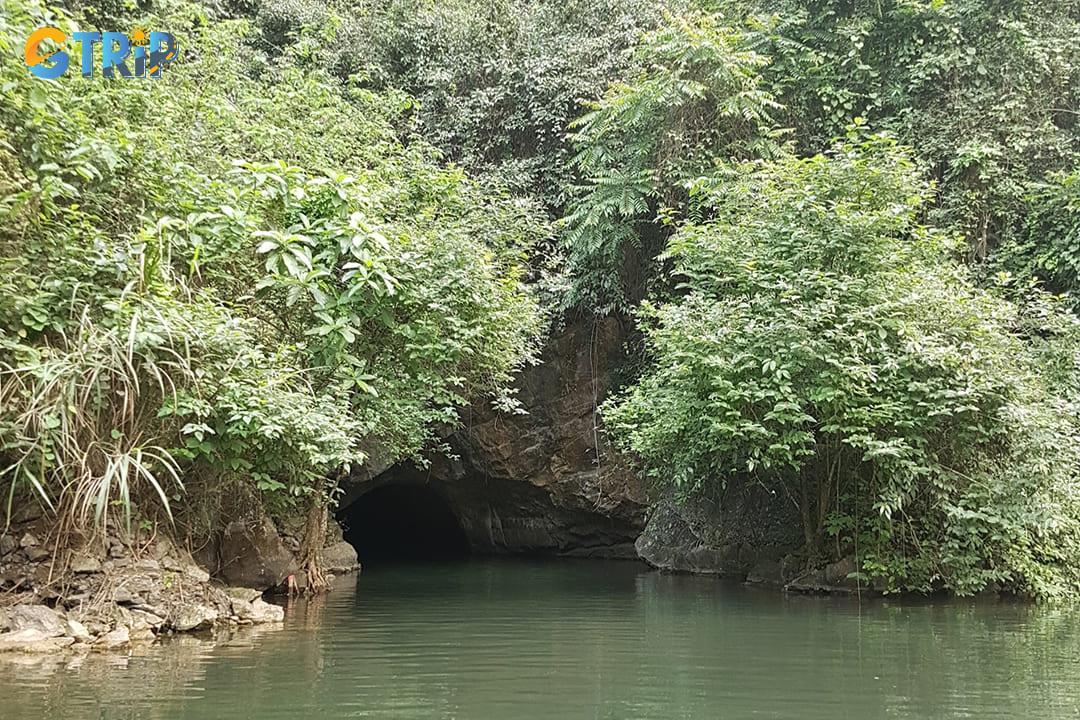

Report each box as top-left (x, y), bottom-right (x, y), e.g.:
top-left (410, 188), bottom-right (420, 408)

top-left (339, 483), bottom-right (470, 565)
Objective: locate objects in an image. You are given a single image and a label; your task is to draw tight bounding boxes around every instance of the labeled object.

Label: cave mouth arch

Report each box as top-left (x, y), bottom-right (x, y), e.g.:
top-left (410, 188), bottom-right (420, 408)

top-left (338, 483), bottom-right (470, 565)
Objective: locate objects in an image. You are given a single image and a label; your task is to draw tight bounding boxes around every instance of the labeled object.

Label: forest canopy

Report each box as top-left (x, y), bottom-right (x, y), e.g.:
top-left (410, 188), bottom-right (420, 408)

top-left (3, 0), bottom-right (1080, 597)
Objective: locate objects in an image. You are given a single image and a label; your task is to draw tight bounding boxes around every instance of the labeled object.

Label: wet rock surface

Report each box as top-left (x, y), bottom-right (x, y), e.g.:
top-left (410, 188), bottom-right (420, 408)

top-left (635, 483), bottom-right (802, 580)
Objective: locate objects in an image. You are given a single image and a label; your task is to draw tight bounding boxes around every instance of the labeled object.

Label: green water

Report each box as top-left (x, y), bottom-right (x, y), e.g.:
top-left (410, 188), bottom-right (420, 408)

top-left (2, 559), bottom-right (1079, 719)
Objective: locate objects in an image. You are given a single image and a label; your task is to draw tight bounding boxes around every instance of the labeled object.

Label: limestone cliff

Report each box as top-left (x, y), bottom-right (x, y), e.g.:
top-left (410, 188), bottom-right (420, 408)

top-left (339, 316), bottom-right (648, 558)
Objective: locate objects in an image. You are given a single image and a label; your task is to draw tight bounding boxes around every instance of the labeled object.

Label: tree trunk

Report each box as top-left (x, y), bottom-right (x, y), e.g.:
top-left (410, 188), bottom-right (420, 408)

top-left (299, 473), bottom-right (330, 594)
top-left (799, 472), bottom-right (817, 562)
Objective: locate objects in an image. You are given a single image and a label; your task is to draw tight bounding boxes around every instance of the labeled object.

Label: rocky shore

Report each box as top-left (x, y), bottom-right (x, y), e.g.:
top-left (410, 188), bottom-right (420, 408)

top-left (0, 507), bottom-right (357, 655)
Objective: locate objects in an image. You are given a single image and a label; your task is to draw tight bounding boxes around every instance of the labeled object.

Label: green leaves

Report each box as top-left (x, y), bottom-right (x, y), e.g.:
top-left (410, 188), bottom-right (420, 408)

top-left (0, 0), bottom-right (542, 534)
top-left (754, 0), bottom-right (1080, 288)
top-left (254, 229), bottom-right (316, 279)
top-left (605, 138), bottom-right (1080, 597)
top-left (562, 10), bottom-right (782, 314)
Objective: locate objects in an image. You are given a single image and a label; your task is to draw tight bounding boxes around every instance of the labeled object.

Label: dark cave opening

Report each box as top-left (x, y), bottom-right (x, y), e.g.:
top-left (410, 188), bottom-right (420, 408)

top-left (338, 483), bottom-right (471, 565)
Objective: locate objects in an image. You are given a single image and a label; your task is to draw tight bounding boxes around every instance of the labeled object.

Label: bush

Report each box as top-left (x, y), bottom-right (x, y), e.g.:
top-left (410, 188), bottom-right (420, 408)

top-left (604, 134), bottom-right (1080, 597)
top-left (0, 0), bottom-right (542, 535)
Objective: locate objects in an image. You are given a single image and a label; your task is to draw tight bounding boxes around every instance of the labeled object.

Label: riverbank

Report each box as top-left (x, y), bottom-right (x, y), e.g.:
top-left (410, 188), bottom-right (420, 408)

top-left (0, 504), bottom-right (358, 655)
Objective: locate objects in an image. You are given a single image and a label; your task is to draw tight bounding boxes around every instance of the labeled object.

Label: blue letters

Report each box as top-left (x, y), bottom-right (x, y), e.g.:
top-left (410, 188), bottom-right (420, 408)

top-left (26, 28), bottom-right (178, 79)
top-left (146, 32), bottom-right (178, 78)
top-left (72, 31), bottom-right (101, 78)
top-left (101, 32), bottom-right (132, 79)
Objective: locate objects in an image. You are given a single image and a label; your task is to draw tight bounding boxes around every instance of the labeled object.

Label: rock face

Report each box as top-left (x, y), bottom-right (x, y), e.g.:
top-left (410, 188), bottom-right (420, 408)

top-left (337, 318), bottom-right (806, 567)
top-left (7, 605), bottom-right (68, 638)
top-left (339, 317), bottom-right (649, 557)
top-left (0, 516), bottom-right (292, 655)
top-left (636, 482), bottom-right (803, 580)
top-left (218, 517), bottom-right (298, 590)
top-left (321, 541), bottom-right (360, 574)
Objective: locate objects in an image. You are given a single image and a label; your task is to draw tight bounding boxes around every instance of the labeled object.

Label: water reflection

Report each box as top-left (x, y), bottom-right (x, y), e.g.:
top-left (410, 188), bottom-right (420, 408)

top-left (0, 622), bottom-right (286, 720)
top-left (1, 561), bottom-right (1079, 719)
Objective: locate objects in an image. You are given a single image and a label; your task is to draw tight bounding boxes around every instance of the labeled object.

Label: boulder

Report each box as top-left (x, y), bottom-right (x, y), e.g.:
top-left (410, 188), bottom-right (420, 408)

top-left (825, 556), bottom-right (858, 586)
top-left (130, 626), bottom-right (155, 643)
top-left (66, 619), bottom-right (92, 643)
top-left (128, 608), bottom-right (166, 630)
top-left (232, 596), bottom-right (284, 623)
top-left (636, 489), bottom-right (801, 578)
top-left (171, 603), bottom-right (217, 632)
top-left (26, 546), bottom-right (51, 562)
top-left (230, 598), bottom-right (255, 621)
top-left (112, 587), bottom-right (135, 604)
top-left (321, 541), bottom-right (359, 574)
top-left (70, 554), bottom-right (102, 573)
top-left (95, 626), bottom-right (130, 650)
top-left (184, 564), bottom-right (211, 584)
top-left (247, 599), bottom-right (284, 624)
top-left (0, 629), bottom-right (75, 653)
top-left (218, 517), bottom-right (297, 590)
top-left (121, 609), bottom-right (158, 643)
top-left (110, 574), bottom-right (159, 605)
top-left (227, 587), bottom-right (262, 603)
top-left (151, 535), bottom-right (176, 561)
top-left (8, 605), bottom-right (67, 637)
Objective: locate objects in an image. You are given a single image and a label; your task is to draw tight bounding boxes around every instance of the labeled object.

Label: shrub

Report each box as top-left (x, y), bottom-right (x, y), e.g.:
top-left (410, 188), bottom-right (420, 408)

top-left (0, 0), bottom-right (542, 537)
top-left (604, 135), bottom-right (1080, 597)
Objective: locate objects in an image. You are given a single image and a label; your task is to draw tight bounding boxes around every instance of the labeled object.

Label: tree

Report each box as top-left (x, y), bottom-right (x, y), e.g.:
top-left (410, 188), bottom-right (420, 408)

top-left (562, 11), bottom-right (782, 314)
top-left (748, 0), bottom-right (1080, 288)
top-left (604, 134), bottom-right (1080, 597)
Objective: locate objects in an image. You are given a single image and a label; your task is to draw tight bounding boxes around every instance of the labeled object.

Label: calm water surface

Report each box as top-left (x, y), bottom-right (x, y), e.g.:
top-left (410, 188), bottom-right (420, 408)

top-left (2, 559), bottom-right (1079, 719)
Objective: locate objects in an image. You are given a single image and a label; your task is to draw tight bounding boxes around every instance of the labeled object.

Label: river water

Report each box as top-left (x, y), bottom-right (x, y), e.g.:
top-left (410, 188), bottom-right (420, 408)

top-left (2, 559), bottom-right (1079, 719)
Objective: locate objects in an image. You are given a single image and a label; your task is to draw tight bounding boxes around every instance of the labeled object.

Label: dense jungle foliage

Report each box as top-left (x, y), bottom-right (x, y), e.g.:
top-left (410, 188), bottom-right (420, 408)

top-left (0, 0), bottom-right (542, 582)
top-left (3, 0), bottom-right (1080, 597)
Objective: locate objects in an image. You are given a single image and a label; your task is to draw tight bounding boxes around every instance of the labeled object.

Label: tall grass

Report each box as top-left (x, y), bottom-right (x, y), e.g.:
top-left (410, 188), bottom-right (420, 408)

top-left (0, 304), bottom-right (190, 535)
